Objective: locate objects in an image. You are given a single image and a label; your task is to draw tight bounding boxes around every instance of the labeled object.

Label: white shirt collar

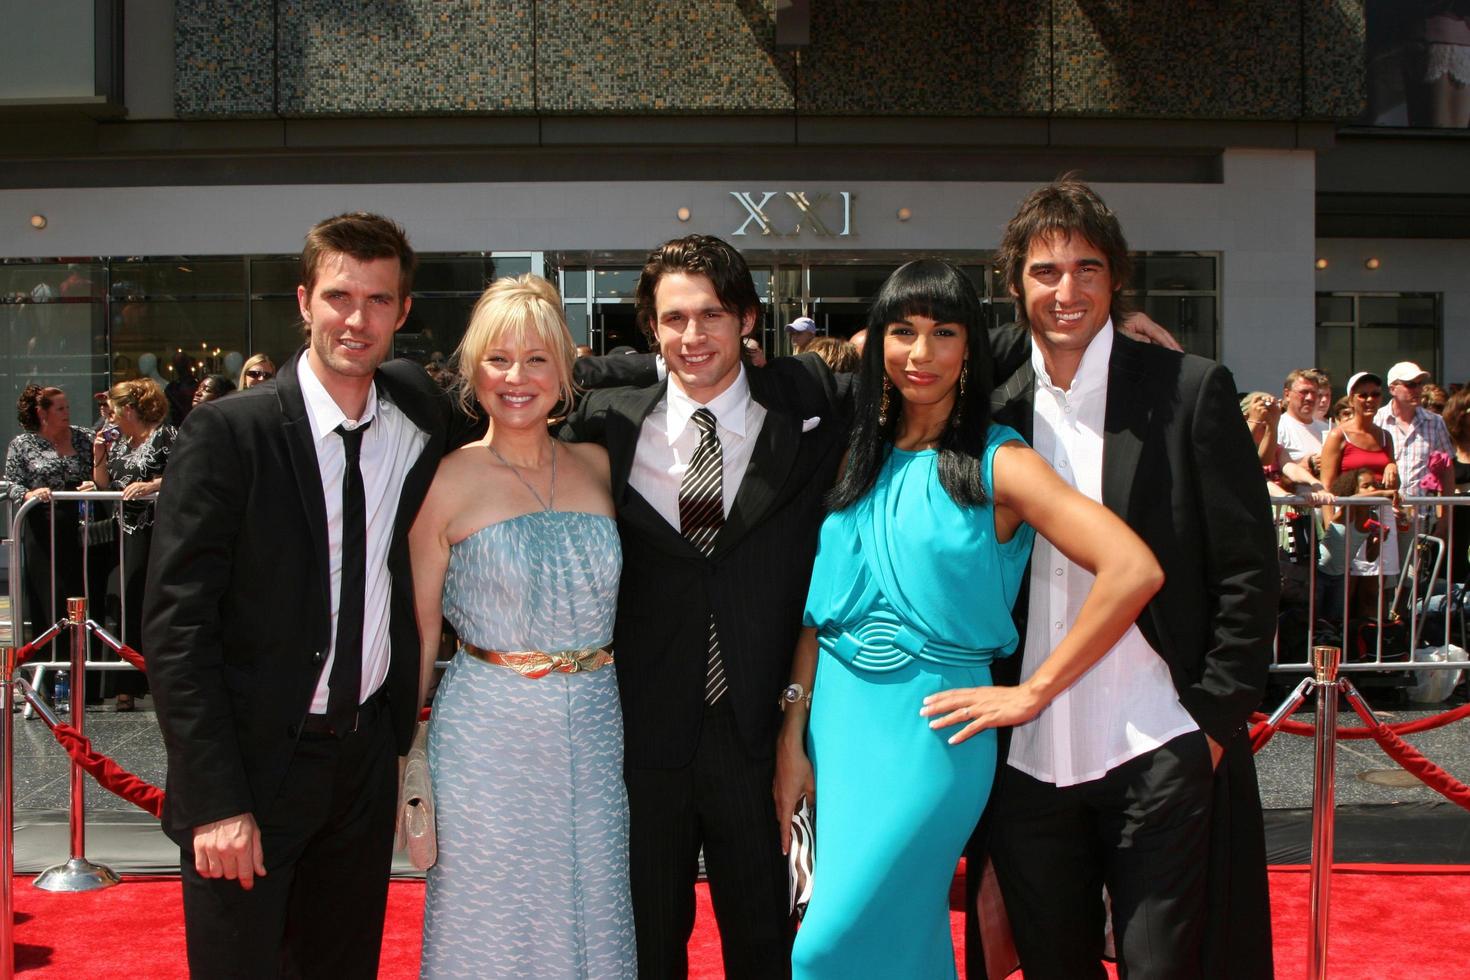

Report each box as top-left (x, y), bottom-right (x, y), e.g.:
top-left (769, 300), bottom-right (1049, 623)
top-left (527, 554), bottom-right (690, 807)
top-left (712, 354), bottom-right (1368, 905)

top-left (1031, 318), bottom-right (1114, 396)
top-left (297, 350), bottom-right (380, 445)
top-left (664, 364), bottom-right (752, 446)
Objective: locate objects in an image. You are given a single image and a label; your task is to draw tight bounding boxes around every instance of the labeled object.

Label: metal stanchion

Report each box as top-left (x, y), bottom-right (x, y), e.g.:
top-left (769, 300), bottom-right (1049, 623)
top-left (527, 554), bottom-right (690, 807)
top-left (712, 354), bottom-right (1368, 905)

top-left (33, 598), bottom-right (118, 892)
top-left (1307, 643), bottom-right (1342, 980)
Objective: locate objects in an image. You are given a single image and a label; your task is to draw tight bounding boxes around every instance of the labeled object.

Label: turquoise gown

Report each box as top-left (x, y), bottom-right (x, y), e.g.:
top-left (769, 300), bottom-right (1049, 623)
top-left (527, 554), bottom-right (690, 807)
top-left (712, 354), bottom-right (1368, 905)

top-left (791, 425), bottom-right (1035, 980)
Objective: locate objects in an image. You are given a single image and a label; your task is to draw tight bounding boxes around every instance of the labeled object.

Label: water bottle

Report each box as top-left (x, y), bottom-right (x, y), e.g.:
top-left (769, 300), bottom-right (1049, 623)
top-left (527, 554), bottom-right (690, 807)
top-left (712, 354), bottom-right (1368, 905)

top-left (53, 671), bottom-right (70, 713)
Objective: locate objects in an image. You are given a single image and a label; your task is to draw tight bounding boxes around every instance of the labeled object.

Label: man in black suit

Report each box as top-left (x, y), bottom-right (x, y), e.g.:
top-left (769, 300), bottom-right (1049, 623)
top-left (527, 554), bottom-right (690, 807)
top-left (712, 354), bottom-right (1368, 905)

top-left (563, 235), bottom-right (848, 979)
top-left (143, 213), bottom-right (461, 978)
top-left (960, 180), bottom-right (1277, 979)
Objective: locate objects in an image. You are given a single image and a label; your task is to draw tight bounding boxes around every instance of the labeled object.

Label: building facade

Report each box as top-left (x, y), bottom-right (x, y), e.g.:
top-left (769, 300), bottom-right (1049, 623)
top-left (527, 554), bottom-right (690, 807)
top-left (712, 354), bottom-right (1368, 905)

top-left (5, 1), bottom-right (1454, 454)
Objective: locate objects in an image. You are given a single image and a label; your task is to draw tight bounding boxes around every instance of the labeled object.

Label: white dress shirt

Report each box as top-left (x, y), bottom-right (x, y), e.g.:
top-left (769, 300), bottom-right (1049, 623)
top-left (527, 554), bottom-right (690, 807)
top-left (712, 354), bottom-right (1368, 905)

top-left (298, 353), bottom-right (429, 713)
top-left (628, 365), bottom-right (767, 533)
top-left (1007, 322), bottom-right (1198, 787)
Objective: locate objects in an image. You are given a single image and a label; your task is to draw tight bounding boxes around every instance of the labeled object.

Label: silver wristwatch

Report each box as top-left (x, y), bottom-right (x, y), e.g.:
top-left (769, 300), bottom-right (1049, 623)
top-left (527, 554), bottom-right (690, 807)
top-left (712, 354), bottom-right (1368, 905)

top-left (779, 683), bottom-right (812, 711)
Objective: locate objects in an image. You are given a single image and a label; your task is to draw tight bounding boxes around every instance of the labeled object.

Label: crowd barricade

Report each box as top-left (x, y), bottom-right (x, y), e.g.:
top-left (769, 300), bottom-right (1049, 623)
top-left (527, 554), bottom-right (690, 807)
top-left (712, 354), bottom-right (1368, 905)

top-left (4, 490), bottom-right (153, 716)
top-left (1271, 492), bottom-right (1470, 684)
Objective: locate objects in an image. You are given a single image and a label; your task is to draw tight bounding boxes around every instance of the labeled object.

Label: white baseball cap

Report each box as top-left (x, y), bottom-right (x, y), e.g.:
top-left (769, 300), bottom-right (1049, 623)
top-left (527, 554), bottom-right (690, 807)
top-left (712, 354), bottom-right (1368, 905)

top-left (1345, 371), bottom-right (1382, 395)
top-left (1386, 361), bottom-right (1430, 386)
top-left (786, 316), bottom-right (816, 333)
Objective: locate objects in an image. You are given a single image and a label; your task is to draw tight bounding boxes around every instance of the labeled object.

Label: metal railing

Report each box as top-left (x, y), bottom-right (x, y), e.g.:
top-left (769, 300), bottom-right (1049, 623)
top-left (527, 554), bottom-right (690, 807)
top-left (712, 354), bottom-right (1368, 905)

top-left (1271, 493), bottom-right (1470, 681)
top-left (5, 491), bottom-right (156, 712)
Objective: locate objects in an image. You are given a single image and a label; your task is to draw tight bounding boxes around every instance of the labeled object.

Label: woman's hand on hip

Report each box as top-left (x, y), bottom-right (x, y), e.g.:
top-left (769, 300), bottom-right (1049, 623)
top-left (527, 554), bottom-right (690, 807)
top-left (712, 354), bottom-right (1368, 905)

top-left (921, 684), bottom-right (1044, 745)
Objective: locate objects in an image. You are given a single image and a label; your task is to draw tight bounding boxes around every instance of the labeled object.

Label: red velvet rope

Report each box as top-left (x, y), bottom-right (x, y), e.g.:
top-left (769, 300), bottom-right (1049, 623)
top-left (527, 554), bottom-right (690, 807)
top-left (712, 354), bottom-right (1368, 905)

top-left (35, 714), bottom-right (165, 818)
top-left (1248, 699), bottom-right (1470, 741)
top-left (1344, 696), bottom-right (1470, 811)
top-left (112, 643), bottom-right (147, 673)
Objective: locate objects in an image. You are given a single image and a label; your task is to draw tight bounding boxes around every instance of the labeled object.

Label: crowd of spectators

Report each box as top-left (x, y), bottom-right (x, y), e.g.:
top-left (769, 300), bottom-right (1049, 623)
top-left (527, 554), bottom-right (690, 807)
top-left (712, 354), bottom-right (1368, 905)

top-left (1, 353), bottom-right (273, 707)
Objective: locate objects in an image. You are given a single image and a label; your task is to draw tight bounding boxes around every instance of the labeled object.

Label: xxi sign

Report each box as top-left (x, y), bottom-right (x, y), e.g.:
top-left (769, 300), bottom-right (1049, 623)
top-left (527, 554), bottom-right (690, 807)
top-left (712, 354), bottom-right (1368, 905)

top-left (730, 191), bottom-right (854, 238)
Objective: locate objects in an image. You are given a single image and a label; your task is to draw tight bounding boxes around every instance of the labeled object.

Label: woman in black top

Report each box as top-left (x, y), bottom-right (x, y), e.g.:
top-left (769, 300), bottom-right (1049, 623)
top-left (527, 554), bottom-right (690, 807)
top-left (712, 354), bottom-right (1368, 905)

top-left (4, 384), bottom-right (92, 641)
top-left (85, 379), bottom-right (175, 710)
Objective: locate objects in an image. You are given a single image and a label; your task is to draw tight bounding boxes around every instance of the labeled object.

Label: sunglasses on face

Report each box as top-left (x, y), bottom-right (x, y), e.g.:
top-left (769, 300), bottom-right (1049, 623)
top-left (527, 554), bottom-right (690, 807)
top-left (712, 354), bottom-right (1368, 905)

top-left (245, 369), bottom-right (274, 380)
top-left (1398, 380), bottom-right (1423, 389)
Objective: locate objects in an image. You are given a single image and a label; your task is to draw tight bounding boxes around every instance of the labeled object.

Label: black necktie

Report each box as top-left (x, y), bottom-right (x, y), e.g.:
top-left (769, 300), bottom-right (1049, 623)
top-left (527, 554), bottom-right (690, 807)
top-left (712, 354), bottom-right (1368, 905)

top-left (680, 408), bottom-right (727, 704)
top-left (326, 419), bottom-right (371, 734)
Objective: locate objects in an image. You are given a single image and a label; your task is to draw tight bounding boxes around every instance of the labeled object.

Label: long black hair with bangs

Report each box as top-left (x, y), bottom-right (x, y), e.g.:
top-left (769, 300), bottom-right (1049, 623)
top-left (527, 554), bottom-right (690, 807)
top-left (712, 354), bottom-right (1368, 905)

top-left (827, 259), bottom-right (994, 511)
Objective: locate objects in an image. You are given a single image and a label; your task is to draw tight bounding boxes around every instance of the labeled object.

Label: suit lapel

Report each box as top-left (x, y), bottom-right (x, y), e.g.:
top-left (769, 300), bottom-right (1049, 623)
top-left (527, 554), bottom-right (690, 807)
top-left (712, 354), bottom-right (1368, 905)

top-left (276, 354), bottom-right (332, 613)
top-left (1102, 337), bottom-right (1153, 519)
top-left (715, 369), bottom-right (799, 558)
top-left (608, 381), bottom-right (669, 502)
top-left (991, 360), bottom-right (1037, 443)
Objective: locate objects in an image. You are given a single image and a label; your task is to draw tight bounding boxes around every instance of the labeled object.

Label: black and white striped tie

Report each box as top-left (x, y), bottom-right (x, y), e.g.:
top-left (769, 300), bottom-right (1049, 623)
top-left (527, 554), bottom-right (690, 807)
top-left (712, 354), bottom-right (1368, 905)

top-left (680, 407), bottom-right (727, 704)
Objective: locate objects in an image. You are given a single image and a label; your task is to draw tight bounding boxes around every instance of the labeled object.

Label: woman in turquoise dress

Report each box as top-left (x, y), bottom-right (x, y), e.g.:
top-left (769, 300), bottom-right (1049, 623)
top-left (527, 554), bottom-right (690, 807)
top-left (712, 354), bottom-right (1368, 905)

top-left (776, 260), bottom-right (1162, 979)
top-left (410, 275), bottom-right (636, 978)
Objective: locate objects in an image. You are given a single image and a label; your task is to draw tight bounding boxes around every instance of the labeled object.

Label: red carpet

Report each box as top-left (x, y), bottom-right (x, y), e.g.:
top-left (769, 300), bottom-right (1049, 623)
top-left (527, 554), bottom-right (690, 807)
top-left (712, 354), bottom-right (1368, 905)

top-left (9, 867), bottom-right (1470, 977)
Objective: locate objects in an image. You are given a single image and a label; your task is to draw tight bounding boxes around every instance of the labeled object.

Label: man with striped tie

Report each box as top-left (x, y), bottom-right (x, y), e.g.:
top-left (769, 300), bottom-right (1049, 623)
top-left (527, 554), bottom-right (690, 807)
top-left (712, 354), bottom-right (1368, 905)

top-left (563, 235), bottom-right (850, 979)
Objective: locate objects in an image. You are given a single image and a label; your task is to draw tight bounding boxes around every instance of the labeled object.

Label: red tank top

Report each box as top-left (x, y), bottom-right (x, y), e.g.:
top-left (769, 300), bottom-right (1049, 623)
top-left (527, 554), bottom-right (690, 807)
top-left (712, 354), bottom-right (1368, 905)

top-left (1340, 437), bottom-right (1393, 480)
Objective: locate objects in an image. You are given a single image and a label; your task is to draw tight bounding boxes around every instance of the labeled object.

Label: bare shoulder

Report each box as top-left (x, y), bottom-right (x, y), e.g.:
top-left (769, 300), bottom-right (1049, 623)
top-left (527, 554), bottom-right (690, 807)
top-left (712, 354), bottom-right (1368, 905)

top-left (561, 440), bottom-right (611, 480)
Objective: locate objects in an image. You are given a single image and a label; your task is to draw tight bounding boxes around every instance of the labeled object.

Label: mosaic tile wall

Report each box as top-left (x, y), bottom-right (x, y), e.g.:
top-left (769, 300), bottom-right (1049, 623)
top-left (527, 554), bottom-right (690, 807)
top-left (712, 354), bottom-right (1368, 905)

top-left (174, 1), bottom-right (1367, 121)
top-left (175, 1), bottom-right (276, 117)
top-left (799, 1), bottom-right (1050, 115)
top-left (1052, 1), bottom-right (1302, 118)
top-left (275, 0), bottom-right (535, 114)
top-left (1305, 0), bottom-right (1367, 119)
top-left (535, 0), bottom-right (794, 113)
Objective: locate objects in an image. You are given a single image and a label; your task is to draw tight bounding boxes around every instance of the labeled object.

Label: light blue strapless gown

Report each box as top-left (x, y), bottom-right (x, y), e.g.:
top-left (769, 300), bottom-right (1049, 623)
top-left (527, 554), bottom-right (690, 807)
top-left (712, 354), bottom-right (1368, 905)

top-left (420, 511), bottom-right (636, 979)
top-left (792, 426), bottom-right (1035, 980)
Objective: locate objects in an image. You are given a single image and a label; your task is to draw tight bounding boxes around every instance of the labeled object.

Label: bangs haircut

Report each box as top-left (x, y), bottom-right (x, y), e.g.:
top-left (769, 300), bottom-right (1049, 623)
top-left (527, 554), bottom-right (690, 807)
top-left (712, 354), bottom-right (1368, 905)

top-left (828, 259), bottom-right (993, 511)
top-left (453, 274), bottom-right (578, 417)
top-left (997, 175), bottom-right (1133, 329)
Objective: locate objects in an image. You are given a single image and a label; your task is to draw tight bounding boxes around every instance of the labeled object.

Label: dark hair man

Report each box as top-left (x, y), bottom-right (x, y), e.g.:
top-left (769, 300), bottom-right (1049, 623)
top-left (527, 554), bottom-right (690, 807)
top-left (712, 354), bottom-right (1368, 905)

top-left (563, 234), bottom-right (850, 978)
top-left (144, 212), bottom-right (465, 978)
top-left (958, 179), bottom-right (1278, 979)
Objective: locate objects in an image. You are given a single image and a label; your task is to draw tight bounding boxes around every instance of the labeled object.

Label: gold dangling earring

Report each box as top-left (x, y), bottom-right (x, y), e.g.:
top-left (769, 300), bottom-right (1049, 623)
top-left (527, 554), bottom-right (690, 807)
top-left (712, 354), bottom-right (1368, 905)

top-left (879, 377), bottom-right (892, 427)
top-left (952, 363), bottom-right (968, 427)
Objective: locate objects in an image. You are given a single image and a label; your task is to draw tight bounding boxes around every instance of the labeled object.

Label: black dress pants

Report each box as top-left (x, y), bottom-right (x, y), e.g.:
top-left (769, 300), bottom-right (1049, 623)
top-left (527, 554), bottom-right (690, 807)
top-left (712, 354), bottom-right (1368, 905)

top-left (989, 730), bottom-right (1215, 980)
top-left (180, 705), bottom-right (398, 980)
top-left (624, 702), bottom-right (792, 980)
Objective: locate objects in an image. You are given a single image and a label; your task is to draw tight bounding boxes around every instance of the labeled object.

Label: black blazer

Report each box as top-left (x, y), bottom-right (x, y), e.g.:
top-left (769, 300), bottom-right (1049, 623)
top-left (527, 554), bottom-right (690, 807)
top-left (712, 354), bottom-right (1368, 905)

top-left (988, 332), bottom-right (1278, 978)
top-left (142, 352), bottom-right (461, 845)
top-left (563, 356), bottom-right (849, 768)
top-left (990, 333), bottom-right (1278, 742)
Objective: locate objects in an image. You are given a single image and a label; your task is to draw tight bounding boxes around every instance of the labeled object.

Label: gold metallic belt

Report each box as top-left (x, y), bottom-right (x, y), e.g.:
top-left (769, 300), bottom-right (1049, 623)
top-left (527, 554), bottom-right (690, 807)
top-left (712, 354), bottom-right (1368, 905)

top-left (460, 642), bottom-right (614, 678)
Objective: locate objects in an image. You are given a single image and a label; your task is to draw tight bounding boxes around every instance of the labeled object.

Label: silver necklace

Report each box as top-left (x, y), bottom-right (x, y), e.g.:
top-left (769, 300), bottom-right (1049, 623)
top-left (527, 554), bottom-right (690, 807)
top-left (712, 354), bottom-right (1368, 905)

top-left (488, 441), bottom-right (557, 511)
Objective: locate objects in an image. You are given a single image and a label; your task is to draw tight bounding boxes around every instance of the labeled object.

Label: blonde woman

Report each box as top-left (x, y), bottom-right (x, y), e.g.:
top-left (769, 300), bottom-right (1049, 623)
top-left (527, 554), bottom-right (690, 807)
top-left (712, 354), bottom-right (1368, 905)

top-left (236, 353), bottom-right (276, 389)
top-left (409, 275), bottom-right (634, 978)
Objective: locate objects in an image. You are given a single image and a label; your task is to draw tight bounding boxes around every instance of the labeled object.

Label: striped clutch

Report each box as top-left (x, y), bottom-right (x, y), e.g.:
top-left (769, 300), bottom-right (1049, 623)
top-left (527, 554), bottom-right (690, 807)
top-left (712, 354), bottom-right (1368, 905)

top-left (788, 795), bottom-right (815, 919)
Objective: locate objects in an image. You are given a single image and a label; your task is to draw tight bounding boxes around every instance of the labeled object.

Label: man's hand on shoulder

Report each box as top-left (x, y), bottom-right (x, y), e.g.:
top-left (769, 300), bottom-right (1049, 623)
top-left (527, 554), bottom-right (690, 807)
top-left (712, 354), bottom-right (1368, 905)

top-left (193, 812), bottom-right (266, 890)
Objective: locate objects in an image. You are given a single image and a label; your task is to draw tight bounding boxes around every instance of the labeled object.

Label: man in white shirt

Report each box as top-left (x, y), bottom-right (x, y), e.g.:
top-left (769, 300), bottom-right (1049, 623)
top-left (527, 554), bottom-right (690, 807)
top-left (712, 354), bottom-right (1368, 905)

top-left (981, 180), bottom-right (1277, 980)
top-left (145, 213), bottom-right (458, 978)
top-left (563, 236), bottom-right (850, 979)
top-left (1277, 368), bottom-right (1330, 469)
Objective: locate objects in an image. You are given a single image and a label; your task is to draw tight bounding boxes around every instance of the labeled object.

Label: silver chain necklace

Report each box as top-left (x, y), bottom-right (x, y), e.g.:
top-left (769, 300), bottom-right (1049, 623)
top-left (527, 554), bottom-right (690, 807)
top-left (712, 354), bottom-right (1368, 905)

top-left (488, 441), bottom-right (557, 511)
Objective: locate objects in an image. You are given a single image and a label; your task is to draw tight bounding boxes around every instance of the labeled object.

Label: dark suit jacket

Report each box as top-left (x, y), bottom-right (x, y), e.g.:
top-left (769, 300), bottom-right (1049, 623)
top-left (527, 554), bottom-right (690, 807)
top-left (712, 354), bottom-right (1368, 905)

top-left (563, 356), bottom-right (849, 768)
top-left (988, 332), bottom-right (1278, 978)
top-left (142, 352), bottom-right (461, 846)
